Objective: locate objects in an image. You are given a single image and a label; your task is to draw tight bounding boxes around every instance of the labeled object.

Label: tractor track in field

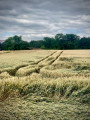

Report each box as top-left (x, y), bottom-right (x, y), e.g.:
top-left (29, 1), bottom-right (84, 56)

top-left (34, 50), bottom-right (63, 74)
top-left (15, 50), bottom-right (63, 76)
top-left (0, 51), bottom-right (63, 77)
top-left (37, 50), bottom-right (63, 66)
top-left (0, 51), bottom-right (57, 76)
top-left (35, 51), bottom-right (57, 64)
top-left (49, 51), bottom-right (63, 65)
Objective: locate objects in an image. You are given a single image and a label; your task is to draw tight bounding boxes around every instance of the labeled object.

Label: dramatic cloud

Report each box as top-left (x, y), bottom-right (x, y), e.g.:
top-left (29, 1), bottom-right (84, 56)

top-left (0, 0), bottom-right (90, 41)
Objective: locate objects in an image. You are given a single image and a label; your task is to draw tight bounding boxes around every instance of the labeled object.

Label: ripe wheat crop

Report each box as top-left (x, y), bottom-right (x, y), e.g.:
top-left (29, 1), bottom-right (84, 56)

top-left (0, 50), bottom-right (90, 120)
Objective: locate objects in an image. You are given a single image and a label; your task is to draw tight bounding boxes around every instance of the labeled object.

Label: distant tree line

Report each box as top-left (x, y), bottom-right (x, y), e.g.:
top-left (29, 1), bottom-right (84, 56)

top-left (0, 36), bottom-right (29, 50)
top-left (0, 34), bottom-right (90, 50)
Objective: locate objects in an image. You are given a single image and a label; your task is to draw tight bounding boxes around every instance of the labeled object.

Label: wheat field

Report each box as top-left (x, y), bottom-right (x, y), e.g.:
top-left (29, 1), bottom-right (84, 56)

top-left (0, 50), bottom-right (90, 120)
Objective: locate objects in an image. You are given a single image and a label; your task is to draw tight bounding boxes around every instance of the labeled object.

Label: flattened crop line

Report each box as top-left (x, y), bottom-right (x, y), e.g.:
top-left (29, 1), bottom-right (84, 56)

top-left (36, 51), bottom-right (63, 74)
top-left (0, 51), bottom-right (59, 77)
top-left (3, 51), bottom-right (56, 76)
top-left (35, 51), bottom-right (57, 64)
top-left (1, 64), bottom-right (29, 76)
top-left (1, 51), bottom-right (57, 76)
top-left (49, 51), bottom-right (63, 65)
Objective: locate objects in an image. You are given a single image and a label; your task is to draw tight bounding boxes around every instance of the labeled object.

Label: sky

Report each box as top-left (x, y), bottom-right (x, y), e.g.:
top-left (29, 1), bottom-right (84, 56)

top-left (0, 0), bottom-right (90, 41)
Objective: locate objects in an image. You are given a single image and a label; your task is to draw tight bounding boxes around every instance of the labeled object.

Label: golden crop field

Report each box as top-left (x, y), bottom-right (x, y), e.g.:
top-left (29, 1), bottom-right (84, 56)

top-left (0, 50), bottom-right (90, 120)
top-left (0, 50), bottom-right (54, 70)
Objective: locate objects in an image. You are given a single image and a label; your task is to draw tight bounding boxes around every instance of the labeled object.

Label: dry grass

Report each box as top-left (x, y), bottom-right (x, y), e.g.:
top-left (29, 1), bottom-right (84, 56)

top-left (16, 65), bottom-right (40, 76)
top-left (38, 50), bottom-right (60, 66)
top-left (0, 73), bottom-right (90, 103)
top-left (0, 97), bottom-right (90, 120)
top-left (0, 50), bottom-right (90, 99)
top-left (0, 50), bottom-right (54, 70)
top-left (0, 50), bottom-right (90, 120)
top-left (61, 50), bottom-right (90, 57)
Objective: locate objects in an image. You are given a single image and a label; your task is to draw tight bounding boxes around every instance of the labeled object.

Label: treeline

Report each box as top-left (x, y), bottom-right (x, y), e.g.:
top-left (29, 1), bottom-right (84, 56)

top-left (0, 33), bottom-right (90, 50)
top-left (0, 36), bottom-right (29, 50)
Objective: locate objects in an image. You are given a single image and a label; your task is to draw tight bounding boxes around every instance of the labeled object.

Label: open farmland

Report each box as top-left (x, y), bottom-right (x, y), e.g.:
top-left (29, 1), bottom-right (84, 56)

top-left (0, 50), bottom-right (90, 120)
top-left (0, 50), bottom-right (54, 70)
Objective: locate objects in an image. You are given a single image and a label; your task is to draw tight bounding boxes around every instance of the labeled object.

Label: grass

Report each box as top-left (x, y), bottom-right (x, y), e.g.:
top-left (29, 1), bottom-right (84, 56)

top-left (0, 74), bottom-right (89, 101)
top-left (0, 50), bottom-right (54, 70)
top-left (60, 50), bottom-right (90, 57)
top-left (0, 97), bottom-right (90, 120)
top-left (0, 50), bottom-right (90, 120)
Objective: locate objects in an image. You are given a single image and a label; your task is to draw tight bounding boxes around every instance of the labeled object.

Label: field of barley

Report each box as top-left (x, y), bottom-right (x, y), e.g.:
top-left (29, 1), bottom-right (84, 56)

top-left (0, 50), bottom-right (90, 120)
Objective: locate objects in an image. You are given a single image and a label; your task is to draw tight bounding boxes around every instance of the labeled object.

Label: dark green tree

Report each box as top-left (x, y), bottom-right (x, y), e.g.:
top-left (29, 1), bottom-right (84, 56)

top-left (79, 37), bottom-right (90, 49)
top-left (20, 41), bottom-right (30, 50)
top-left (3, 35), bottom-right (29, 50)
top-left (1, 34), bottom-right (90, 50)
top-left (0, 42), bottom-right (2, 50)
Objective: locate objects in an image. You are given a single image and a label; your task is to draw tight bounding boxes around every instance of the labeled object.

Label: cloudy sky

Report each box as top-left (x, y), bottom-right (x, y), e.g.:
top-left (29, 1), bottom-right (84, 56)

top-left (0, 0), bottom-right (90, 41)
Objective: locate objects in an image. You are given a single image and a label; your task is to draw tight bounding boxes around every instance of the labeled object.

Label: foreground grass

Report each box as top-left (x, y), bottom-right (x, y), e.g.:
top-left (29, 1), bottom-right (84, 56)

top-left (0, 73), bottom-right (90, 119)
top-left (0, 97), bottom-right (90, 120)
top-left (0, 74), bottom-right (90, 102)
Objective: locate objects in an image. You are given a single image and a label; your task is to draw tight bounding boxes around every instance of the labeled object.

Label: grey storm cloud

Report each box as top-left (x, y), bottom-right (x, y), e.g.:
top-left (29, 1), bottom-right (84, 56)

top-left (0, 0), bottom-right (90, 41)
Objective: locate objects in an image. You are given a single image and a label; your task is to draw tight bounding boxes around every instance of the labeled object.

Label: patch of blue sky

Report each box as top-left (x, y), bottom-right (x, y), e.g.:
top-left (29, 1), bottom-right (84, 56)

top-left (0, 33), bottom-right (14, 37)
top-left (64, 29), bottom-right (79, 34)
